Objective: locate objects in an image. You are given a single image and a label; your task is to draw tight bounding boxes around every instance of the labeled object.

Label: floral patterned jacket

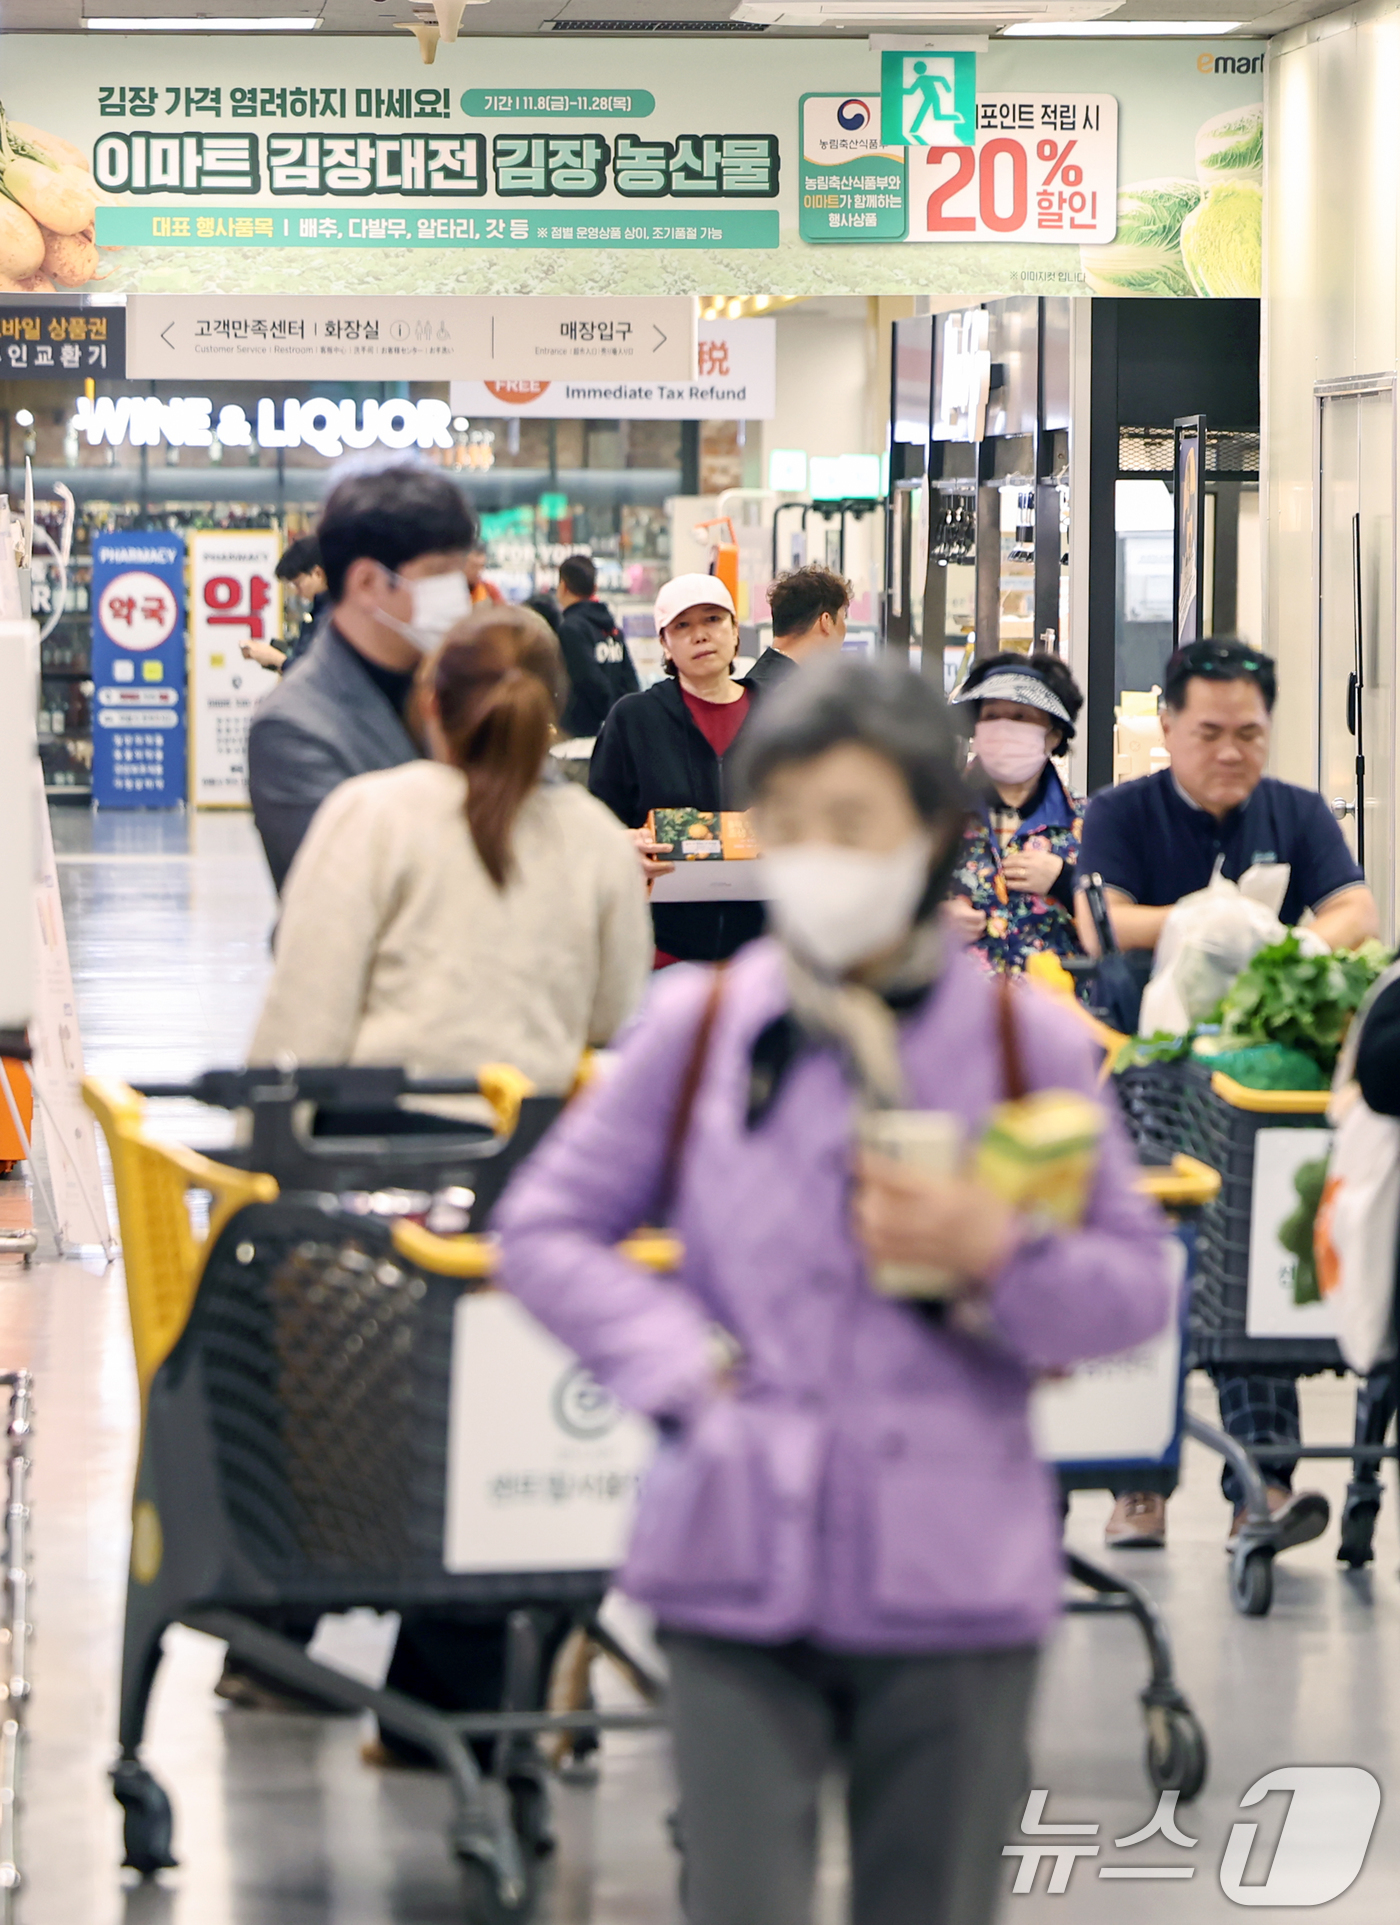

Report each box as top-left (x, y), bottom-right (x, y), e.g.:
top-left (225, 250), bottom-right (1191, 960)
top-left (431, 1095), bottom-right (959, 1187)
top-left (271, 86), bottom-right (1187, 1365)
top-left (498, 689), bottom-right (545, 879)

top-left (952, 762), bottom-right (1085, 975)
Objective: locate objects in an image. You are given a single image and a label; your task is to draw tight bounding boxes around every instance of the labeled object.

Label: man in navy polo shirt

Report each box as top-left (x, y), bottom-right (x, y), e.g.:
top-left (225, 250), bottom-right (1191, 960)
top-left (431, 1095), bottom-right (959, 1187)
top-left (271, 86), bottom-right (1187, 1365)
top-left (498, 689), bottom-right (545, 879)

top-left (1077, 639), bottom-right (1379, 1554)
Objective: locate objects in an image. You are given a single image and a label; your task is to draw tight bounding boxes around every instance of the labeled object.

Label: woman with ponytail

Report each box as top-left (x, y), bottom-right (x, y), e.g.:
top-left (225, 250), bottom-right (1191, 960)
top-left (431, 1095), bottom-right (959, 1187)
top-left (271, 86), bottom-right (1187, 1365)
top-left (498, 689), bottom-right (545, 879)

top-left (250, 603), bottom-right (652, 1095)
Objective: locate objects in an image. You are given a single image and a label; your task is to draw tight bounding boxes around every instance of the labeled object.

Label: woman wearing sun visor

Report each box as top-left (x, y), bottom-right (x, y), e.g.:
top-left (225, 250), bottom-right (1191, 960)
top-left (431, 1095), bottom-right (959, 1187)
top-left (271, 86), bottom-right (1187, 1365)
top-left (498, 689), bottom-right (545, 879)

top-left (589, 573), bottom-right (764, 966)
top-left (945, 652), bottom-right (1086, 975)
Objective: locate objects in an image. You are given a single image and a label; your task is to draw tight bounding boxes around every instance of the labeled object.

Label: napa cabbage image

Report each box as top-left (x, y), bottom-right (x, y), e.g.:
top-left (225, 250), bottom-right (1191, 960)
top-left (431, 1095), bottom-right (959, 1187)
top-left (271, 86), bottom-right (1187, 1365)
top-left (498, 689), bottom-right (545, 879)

top-left (1079, 98), bottom-right (1264, 297)
top-left (1180, 180), bottom-right (1263, 296)
top-left (1079, 178), bottom-right (1203, 296)
top-left (1195, 103), bottom-right (1264, 185)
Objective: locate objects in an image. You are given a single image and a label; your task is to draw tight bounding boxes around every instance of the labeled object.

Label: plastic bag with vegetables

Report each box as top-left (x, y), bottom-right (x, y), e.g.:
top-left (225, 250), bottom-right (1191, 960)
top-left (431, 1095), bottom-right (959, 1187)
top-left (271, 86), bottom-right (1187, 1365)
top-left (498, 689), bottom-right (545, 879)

top-left (1137, 861), bottom-right (1314, 1039)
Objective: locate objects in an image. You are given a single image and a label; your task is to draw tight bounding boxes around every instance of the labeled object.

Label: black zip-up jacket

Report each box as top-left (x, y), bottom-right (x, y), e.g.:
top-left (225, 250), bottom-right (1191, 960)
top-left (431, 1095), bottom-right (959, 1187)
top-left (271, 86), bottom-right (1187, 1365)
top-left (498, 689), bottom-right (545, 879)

top-left (558, 597), bottom-right (640, 738)
top-left (588, 676), bottom-right (765, 963)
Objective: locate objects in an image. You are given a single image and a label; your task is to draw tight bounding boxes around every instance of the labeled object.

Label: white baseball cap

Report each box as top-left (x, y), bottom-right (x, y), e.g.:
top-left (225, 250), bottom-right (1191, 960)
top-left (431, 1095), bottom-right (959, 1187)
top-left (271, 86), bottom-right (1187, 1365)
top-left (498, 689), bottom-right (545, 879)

top-left (653, 572), bottom-right (736, 635)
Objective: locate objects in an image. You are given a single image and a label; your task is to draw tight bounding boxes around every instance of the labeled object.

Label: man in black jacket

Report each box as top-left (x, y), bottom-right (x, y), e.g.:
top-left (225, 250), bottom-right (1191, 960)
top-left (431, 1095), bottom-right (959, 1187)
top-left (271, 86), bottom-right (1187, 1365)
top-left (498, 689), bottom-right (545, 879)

top-left (555, 554), bottom-right (639, 737)
top-left (744, 563), bottom-right (851, 696)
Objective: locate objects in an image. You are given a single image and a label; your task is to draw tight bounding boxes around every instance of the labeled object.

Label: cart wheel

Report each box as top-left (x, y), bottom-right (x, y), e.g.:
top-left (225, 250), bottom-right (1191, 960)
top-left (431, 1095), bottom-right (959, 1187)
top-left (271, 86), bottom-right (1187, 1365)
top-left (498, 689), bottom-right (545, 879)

top-left (667, 1807), bottom-right (690, 1918)
top-left (1337, 1495), bottom-right (1380, 1569)
top-left (458, 1855), bottom-right (529, 1923)
top-left (1230, 1546), bottom-right (1274, 1616)
top-left (508, 1775), bottom-right (556, 1860)
top-left (112, 1759), bottom-right (176, 1875)
top-left (1146, 1708), bottom-right (1208, 1802)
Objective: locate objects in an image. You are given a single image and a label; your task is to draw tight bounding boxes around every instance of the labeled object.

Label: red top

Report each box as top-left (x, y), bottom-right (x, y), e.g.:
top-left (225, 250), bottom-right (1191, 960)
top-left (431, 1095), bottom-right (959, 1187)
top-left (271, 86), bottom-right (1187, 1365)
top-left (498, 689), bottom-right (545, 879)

top-left (681, 684), bottom-right (750, 759)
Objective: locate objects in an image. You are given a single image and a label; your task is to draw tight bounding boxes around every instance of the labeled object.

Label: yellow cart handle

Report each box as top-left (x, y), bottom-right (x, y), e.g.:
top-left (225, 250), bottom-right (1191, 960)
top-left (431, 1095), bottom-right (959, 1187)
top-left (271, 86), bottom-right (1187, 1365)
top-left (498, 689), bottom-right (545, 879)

top-left (1134, 1153), bottom-right (1221, 1211)
top-left (391, 1220), bottom-right (682, 1279)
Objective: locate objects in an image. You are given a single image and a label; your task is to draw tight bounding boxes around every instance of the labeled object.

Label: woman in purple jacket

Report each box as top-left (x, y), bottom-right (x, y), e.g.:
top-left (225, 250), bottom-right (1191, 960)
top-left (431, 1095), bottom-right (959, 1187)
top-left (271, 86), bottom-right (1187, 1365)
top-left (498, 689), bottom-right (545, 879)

top-left (496, 658), bottom-right (1174, 1925)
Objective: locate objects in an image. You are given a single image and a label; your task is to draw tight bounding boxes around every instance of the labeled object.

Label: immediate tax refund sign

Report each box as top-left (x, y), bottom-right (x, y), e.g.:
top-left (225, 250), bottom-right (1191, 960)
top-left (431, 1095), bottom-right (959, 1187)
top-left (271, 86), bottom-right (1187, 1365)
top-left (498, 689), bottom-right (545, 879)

top-left (90, 533), bottom-right (187, 810)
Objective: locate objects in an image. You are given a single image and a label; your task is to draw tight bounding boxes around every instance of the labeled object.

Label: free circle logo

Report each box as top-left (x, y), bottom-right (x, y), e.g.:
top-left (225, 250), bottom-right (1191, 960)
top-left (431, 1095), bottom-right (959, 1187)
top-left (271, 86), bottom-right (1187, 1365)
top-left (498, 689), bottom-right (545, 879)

top-left (486, 380), bottom-right (550, 405)
top-left (98, 571), bottom-right (177, 652)
top-left (836, 98), bottom-right (871, 131)
top-left (551, 1365), bottom-right (622, 1441)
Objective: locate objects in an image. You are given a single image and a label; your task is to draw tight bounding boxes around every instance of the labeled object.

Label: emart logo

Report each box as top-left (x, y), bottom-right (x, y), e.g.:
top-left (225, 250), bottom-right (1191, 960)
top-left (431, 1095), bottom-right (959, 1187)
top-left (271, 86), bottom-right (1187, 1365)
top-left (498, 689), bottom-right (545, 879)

top-left (1200, 51), bottom-right (1264, 73)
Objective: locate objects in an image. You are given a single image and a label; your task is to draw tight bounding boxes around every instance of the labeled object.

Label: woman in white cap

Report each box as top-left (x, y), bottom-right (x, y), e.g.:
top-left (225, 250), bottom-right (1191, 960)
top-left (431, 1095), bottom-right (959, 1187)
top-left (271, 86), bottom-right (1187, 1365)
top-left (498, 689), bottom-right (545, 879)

top-left (589, 572), bottom-right (764, 965)
top-left (945, 651), bottom-right (1086, 974)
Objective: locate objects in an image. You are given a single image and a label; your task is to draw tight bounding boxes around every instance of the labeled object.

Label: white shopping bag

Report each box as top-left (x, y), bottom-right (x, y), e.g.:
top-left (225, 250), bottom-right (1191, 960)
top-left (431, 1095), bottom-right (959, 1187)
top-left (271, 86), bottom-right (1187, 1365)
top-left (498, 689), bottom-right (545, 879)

top-left (1314, 961), bottom-right (1400, 1374)
top-left (1031, 1241), bottom-right (1184, 1464)
top-left (1138, 859), bottom-right (1320, 1039)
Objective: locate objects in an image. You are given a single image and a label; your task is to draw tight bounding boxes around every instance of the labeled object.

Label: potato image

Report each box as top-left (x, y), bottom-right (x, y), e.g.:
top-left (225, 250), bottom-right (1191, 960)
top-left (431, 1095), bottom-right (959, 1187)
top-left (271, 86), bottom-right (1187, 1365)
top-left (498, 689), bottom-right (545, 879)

top-left (0, 196), bottom-right (44, 279)
top-left (42, 227), bottom-right (99, 287)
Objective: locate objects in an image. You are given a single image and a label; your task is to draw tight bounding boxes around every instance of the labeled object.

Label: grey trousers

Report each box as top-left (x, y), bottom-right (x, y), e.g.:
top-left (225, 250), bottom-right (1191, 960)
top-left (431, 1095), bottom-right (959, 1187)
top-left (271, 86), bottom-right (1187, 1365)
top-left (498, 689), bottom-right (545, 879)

top-left (663, 1632), bottom-right (1038, 1925)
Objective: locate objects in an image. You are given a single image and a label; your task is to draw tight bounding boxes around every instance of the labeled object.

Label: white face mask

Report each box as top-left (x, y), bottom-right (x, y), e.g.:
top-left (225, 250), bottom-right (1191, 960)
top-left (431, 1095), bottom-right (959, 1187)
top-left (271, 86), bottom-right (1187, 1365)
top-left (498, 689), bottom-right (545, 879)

top-left (972, 717), bottom-right (1051, 786)
top-left (765, 832), bottom-right (935, 975)
top-left (377, 567), bottom-right (471, 651)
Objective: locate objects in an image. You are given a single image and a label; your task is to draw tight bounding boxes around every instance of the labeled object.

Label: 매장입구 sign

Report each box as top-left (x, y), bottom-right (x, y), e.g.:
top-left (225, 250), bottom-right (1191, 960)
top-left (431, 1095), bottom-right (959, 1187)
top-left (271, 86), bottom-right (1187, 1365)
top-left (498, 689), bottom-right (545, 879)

top-left (449, 317), bottom-right (773, 421)
top-left (189, 530), bottom-right (281, 808)
top-left (90, 532), bottom-right (186, 809)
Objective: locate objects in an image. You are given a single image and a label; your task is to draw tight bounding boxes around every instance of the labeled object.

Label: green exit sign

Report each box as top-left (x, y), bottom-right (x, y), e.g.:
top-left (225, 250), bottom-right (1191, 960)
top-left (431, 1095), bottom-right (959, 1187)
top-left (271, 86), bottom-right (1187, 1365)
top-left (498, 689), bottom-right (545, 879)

top-left (880, 50), bottom-right (976, 148)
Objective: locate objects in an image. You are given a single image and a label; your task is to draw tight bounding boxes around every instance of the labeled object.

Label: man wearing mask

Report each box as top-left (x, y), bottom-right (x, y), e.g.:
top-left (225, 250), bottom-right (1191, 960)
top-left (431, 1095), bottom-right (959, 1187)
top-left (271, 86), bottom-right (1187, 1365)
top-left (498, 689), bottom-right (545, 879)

top-left (555, 552), bottom-right (639, 738)
top-left (1077, 638), bottom-right (1379, 1554)
top-left (743, 563), bottom-right (851, 697)
top-left (248, 466), bottom-right (476, 893)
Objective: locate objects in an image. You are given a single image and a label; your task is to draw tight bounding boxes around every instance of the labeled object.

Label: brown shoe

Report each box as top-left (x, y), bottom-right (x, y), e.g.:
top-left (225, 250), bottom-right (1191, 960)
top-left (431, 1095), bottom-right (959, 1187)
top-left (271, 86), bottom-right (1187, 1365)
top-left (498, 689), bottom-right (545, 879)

top-left (1228, 1485), bottom-right (1330, 1554)
top-left (1104, 1492), bottom-right (1167, 1548)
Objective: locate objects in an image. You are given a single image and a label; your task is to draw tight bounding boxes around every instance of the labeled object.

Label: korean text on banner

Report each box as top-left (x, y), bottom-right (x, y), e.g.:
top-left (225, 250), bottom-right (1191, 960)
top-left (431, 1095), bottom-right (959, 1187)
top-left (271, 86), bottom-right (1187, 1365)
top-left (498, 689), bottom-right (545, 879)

top-left (91, 533), bottom-right (187, 811)
top-left (190, 531), bottom-right (282, 808)
top-left (0, 35), bottom-right (1265, 300)
top-left (906, 97), bottom-right (1118, 247)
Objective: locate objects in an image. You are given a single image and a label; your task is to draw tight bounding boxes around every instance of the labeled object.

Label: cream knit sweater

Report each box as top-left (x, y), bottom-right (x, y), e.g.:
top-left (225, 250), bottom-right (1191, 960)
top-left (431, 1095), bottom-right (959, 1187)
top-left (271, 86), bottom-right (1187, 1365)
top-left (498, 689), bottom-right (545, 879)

top-left (250, 760), bottom-right (653, 1091)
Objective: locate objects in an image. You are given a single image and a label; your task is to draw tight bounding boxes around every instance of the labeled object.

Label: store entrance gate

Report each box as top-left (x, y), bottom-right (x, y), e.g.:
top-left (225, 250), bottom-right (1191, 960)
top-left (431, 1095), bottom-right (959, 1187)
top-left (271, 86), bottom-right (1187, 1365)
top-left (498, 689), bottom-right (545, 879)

top-left (1316, 377), bottom-right (1398, 944)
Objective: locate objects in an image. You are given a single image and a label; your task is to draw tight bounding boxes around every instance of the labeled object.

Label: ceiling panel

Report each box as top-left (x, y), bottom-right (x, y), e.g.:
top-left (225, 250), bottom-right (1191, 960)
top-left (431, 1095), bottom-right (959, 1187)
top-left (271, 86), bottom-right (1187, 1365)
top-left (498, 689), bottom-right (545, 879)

top-left (0, 0), bottom-right (1355, 40)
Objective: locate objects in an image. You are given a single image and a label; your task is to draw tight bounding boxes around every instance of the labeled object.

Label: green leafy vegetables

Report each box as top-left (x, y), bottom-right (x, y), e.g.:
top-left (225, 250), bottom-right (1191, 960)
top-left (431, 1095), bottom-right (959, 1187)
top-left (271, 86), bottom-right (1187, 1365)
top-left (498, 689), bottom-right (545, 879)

top-left (1213, 934), bottom-right (1391, 1075)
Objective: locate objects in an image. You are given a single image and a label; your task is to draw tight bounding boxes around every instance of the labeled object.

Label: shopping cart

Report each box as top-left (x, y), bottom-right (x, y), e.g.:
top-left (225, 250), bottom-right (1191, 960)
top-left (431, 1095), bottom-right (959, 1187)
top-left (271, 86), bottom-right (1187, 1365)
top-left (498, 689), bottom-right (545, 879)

top-left (84, 1067), bottom-right (671, 1920)
top-left (1059, 885), bottom-right (1400, 1618)
top-left (1173, 1058), bottom-right (1398, 1611)
top-left (1042, 1154), bottom-right (1217, 1802)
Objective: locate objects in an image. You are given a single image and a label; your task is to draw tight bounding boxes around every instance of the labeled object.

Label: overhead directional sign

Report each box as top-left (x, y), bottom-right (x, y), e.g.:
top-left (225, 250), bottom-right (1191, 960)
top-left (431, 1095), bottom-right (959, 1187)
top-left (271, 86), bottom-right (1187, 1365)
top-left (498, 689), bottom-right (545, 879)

top-left (125, 294), bottom-right (698, 382)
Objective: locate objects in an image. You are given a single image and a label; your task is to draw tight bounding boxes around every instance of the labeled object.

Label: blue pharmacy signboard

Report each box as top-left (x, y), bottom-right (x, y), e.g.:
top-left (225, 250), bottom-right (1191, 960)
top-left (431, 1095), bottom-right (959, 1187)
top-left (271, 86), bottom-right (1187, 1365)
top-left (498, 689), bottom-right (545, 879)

top-left (91, 533), bottom-right (187, 808)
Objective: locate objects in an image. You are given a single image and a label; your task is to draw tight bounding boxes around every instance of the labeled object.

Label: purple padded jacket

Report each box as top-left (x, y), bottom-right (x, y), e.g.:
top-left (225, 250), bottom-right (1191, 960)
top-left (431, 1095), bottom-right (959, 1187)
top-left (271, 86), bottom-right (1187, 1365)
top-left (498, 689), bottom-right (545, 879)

top-left (496, 940), bottom-right (1174, 1653)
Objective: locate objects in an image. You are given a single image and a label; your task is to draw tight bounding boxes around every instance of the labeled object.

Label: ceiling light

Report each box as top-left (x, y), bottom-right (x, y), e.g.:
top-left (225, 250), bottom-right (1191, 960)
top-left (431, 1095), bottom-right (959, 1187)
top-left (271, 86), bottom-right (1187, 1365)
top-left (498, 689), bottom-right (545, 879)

top-left (86, 16), bottom-right (323, 30)
top-left (735, 2), bottom-right (1119, 20)
top-left (1002, 18), bottom-right (1241, 32)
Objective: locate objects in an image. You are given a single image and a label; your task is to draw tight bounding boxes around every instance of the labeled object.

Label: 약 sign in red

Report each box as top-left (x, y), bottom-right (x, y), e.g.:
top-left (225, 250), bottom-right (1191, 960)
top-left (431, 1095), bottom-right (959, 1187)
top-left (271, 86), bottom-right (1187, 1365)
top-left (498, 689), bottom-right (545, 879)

top-left (190, 530), bottom-right (283, 807)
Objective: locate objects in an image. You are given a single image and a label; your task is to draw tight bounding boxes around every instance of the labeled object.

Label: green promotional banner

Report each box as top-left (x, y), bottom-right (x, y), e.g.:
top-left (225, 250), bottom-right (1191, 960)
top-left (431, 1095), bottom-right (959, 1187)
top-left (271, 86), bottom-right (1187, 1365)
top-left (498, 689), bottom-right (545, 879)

top-left (0, 34), bottom-right (1263, 299)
